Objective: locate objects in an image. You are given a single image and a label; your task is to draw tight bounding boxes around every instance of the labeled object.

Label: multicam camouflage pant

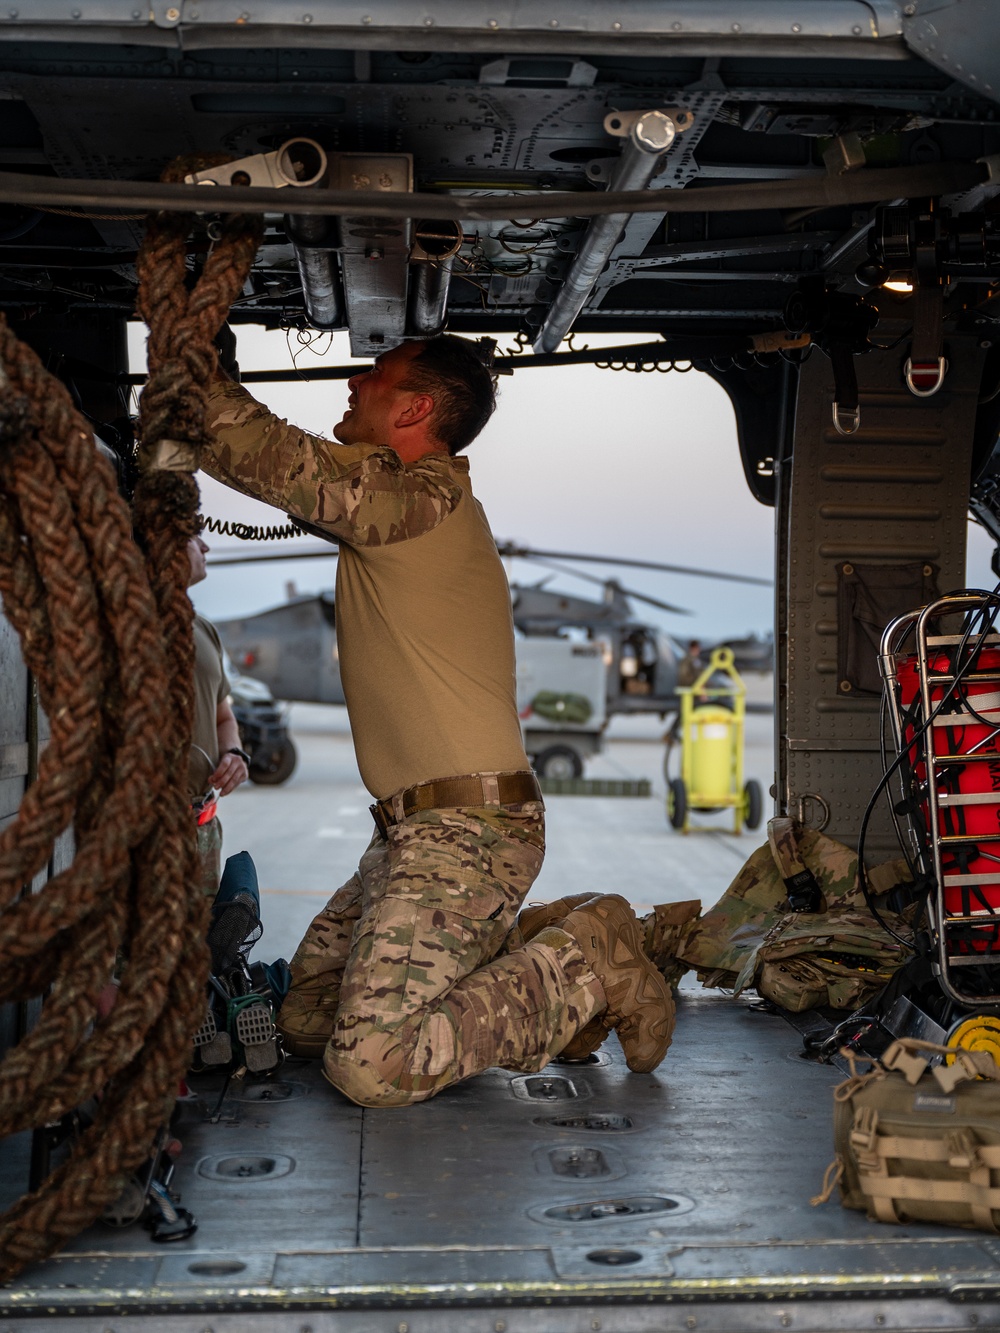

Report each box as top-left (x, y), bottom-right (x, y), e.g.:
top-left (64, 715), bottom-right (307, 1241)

top-left (195, 815), bottom-right (223, 899)
top-left (279, 803), bottom-right (604, 1108)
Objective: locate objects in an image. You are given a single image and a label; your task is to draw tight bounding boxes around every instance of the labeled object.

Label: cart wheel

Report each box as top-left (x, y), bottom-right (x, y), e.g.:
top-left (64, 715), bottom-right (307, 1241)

top-left (667, 778), bottom-right (687, 830)
top-left (533, 745), bottom-right (584, 780)
top-left (743, 779), bottom-right (763, 831)
top-left (249, 738), bottom-right (298, 786)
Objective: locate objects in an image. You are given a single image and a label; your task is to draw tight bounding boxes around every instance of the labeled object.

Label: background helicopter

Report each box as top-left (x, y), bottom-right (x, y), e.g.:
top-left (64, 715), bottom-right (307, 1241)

top-left (208, 536), bottom-right (772, 776)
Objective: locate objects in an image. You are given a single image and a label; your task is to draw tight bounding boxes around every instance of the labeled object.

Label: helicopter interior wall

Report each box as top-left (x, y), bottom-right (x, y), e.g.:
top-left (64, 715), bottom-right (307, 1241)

top-left (776, 331), bottom-right (984, 860)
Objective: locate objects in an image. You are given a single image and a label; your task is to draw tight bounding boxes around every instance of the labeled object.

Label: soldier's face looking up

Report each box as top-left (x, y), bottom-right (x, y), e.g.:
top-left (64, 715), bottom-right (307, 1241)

top-left (187, 535), bottom-right (209, 588)
top-left (335, 343), bottom-right (422, 447)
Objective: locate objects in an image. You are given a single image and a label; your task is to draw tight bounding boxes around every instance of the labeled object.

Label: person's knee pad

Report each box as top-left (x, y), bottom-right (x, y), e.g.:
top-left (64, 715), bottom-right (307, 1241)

top-left (322, 1035), bottom-right (413, 1108)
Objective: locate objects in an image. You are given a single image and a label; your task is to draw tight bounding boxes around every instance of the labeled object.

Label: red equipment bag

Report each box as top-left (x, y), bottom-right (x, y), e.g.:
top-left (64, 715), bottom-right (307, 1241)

top-left (897, 648), bottom-right (1000, 954)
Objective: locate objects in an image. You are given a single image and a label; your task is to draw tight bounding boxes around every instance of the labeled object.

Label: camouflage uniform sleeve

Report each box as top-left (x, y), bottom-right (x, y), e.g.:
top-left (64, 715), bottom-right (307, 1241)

top-left (201, 379), bottom-right (462, 546)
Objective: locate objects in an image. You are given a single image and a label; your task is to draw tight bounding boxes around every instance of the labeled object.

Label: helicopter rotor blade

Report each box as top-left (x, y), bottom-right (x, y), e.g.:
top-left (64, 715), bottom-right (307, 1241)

top-left (529, 556), bottom-right (691, 615)
top-left (207, 546), bottom-right (340, 567)
top-left (497, 541), bottom-right (771, 588)
top-left (206, 538), bottom-right (771, 591)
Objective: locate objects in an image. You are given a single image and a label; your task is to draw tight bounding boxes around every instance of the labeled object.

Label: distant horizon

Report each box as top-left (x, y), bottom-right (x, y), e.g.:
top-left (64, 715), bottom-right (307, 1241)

top-left (127, 324), bottom-right (997, 642)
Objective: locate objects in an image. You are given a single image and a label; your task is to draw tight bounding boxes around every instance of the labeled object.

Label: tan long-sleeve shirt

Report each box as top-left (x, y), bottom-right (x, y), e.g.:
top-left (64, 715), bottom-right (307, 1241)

top-left (201, 380), bottom-right (529, 799)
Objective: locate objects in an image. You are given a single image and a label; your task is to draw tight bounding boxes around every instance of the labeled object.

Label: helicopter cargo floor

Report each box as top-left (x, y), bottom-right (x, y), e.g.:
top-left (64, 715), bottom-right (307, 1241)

top-left (4, 699), bottom-right (1000, 1329)
top-left (3, 996), bottom-right (1000, 1331)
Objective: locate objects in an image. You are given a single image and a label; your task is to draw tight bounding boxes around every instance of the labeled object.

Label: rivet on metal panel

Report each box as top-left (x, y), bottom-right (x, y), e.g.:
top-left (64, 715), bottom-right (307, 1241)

top-left (840, 680), bottom-right (852, 692)
top-left (611, 22), bottom-right (621, 30)
top-left (71, 7), bottom-right (81, 15)
top-left (671, 21), bottom-right (680, 30)
top-left (852, 24), bottom-right (862, 34)
top-left (549, 18), bottom-right (558, 26)
top-left (303, 12), bottom-right (312, 20)
top-left (362, 14), bottom-right (371, 23)
top-left (398, 1325), bottom-right (409, 1333)
top-left (731, 22), bottom-right (740, 32)
top-left (592, 1323), bottom-right (602, 1332)
top-left (423, 15), bottom-right (432, 23)
top-left (686, 1319), bottom-right (697, 1330)
top-left (792, 23), bottom-right (801, 32)
top-left (780, 1316), bottom-right (791, 1329)
top-left (495, 1322), bottom-right (506, 1332)
top-left (487, 17), bottom-right (498, 27)
top-left (166, 5), bottom-right (179, 17)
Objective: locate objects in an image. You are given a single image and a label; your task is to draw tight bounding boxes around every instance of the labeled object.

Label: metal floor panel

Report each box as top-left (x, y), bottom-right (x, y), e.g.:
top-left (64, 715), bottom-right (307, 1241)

top-left (3, 992), bottom-right (1000, 1328)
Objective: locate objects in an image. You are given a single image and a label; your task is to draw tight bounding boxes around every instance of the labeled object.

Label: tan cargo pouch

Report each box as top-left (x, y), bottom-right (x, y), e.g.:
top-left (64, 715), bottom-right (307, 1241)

top-left (816, 1038), bottom-right (1000, 1233)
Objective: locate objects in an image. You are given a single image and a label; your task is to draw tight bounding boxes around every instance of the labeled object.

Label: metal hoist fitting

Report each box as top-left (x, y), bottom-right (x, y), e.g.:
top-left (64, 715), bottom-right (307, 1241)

top-left (532, 108), bottom-right (693, 355)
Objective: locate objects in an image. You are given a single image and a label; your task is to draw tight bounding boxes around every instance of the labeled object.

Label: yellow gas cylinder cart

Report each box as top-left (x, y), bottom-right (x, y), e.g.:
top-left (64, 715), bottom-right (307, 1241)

top-left (666, 647), bottom-right (763, 834)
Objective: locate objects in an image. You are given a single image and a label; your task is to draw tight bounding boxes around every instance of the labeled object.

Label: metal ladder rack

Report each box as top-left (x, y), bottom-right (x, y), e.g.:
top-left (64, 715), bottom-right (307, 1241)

top-left (880, 593), bottom-right (1000, 1006)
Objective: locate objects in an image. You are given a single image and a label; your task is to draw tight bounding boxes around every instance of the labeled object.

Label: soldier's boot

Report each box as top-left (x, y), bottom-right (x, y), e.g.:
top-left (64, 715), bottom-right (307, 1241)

top-left (640, 899), bottom-right (701, 989)
top-left (561, 894), bottom-right (675, 1074)
top-left (519, 893), bottom-right (599, 942)
top-left (275, 973), bottom-right (341, 1059)
top-left (519, 893), bottom-right (611, 1061)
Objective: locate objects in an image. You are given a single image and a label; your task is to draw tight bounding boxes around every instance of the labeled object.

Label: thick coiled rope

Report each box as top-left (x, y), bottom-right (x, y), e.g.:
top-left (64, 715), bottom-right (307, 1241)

top-left (0, 158), bottom-right (261, 1280)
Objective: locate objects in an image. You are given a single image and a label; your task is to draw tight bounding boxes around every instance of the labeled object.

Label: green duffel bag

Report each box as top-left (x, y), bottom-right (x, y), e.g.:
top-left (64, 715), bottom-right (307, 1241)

top-left (529, 690), bottom-right (593, 725)
top-left (814, 1039), bottom-right (1000, 1233)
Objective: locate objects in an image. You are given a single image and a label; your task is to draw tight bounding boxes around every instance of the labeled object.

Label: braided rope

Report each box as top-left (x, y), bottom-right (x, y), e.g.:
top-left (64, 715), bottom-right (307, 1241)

top-left (0, 158), bottom-right (262, 1280)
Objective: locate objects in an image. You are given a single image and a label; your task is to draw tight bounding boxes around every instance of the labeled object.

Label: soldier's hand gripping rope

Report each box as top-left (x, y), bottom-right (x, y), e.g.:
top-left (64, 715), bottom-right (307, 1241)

top-left (0, 156), bottom-right (262, 1281)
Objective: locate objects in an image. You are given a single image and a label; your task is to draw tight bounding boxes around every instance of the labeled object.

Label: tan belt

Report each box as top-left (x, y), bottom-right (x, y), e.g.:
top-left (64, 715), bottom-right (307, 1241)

top-left (370, 770), bottom-right (542, 837)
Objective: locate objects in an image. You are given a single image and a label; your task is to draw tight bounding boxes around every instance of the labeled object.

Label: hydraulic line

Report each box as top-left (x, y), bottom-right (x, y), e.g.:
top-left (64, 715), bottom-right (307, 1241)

top-left (0, 161), bottom-right (986, 223)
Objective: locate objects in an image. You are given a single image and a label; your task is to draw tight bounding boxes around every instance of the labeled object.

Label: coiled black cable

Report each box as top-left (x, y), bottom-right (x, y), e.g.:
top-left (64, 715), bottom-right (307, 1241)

top-left (199, 515), bottom-right (305, 542)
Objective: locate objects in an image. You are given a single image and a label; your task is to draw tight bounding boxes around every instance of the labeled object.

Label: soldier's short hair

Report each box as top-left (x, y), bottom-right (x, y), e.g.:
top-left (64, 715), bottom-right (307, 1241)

top-left (401, 335), bottom-right (497, 455)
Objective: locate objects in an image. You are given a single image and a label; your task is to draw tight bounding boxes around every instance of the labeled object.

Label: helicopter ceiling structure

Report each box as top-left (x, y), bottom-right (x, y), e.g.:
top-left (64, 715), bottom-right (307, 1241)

top-left (1, 1), bottom-right (1000, 514)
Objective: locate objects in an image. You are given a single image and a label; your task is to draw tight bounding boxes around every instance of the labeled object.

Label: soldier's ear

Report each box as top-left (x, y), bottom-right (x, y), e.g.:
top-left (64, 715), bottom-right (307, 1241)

top-left (395, 392), bottom-right (435, 430)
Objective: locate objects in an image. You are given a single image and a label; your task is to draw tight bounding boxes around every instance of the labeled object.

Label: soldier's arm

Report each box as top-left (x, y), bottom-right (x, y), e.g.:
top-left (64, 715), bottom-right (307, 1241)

top-left (201, 379), bottom-right (461, 546)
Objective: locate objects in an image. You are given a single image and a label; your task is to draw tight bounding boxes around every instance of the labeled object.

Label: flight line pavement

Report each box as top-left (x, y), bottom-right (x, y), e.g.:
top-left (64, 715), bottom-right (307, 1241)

top-left (219, 689), bottom-right (775, 967)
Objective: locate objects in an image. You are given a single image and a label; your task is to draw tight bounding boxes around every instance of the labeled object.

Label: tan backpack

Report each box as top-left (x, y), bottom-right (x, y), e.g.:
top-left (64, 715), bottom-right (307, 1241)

top-left (814, 1039), bottom-right (1000, 1233)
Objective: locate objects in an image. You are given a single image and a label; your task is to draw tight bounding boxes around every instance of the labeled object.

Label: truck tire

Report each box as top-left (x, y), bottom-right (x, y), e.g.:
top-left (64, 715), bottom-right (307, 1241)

top-left (667, 777), bottom-right (687, 830)
top-left (743, 778), bottom-right (763, 831)
top-left (249, 737), bottom-right (298, 786)
top-left (533, 745), bottom-right (584, 780)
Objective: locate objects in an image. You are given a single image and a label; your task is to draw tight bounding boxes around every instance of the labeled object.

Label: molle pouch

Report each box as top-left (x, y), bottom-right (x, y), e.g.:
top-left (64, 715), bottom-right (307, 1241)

top-left (768, 816), bottom-right (822, 912)
top-left (819, 1039), bottom-right (1000, 1233)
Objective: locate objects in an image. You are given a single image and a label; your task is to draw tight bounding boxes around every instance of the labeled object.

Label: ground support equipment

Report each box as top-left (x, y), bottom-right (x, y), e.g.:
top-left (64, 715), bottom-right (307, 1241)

top-left (666, 647), bottom-right (762, 835)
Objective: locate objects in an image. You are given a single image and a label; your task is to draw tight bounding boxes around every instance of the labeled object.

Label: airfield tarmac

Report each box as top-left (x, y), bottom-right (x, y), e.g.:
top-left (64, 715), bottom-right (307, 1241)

top-left (221, 678), bottom-right (776, 965)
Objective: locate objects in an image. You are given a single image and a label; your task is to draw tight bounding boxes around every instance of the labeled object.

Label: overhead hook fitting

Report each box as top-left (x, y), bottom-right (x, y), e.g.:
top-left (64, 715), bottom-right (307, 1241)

top-left (873, 201), bottom-right (952, 400)
top-left (905, 354), bottom-right (949, 397)
top-left (832, 402), bottom-right (861, 436)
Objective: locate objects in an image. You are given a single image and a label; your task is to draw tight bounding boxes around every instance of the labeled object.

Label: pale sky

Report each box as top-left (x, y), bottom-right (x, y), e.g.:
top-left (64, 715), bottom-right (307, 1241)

top-left (127, 324), bottom-right (996, 644)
